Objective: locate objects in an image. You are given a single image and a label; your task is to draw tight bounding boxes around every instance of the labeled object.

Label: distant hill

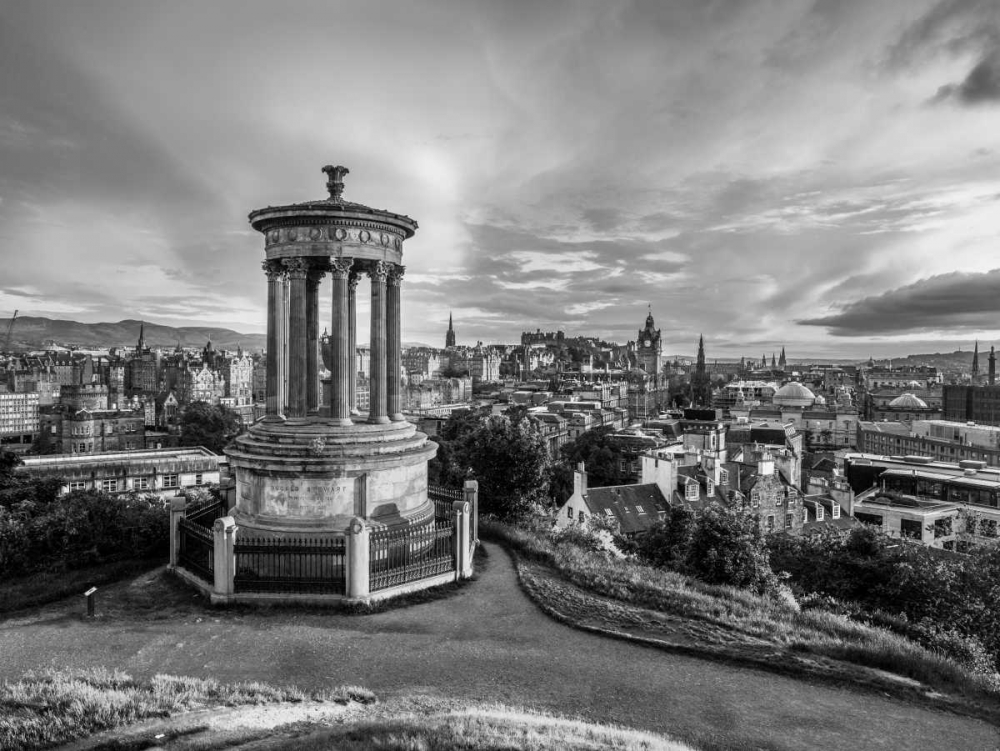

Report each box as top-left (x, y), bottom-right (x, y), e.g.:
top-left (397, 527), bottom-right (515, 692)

top-left (0, 316), bottom-right (266, 352)
top-left (879, 350), bottom-right (980, 373)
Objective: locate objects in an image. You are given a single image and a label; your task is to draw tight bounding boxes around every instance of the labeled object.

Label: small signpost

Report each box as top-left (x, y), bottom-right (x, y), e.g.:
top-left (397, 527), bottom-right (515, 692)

top-left (83, 587), bottom-right (97, 617)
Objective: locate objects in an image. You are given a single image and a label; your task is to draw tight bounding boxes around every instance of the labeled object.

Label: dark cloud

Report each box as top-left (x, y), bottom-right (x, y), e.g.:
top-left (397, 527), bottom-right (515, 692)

top-left (932, 51), bottom-right (1000, 104)
top-left (580, 207), bottom-right (625, 232)
top-left (798, 268), bottom-right (1000, 335)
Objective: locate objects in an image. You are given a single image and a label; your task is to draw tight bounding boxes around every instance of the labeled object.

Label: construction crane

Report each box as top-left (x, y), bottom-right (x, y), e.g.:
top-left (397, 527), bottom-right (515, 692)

top-left (4, 310), bottom-right (17, 352)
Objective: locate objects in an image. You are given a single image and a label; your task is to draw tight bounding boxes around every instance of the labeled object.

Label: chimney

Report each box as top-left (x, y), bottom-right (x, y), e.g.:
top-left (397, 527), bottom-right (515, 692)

top-left (574, 462), bottom-right (588, 498)
top-left (757, 452), bottom-right (775, 477)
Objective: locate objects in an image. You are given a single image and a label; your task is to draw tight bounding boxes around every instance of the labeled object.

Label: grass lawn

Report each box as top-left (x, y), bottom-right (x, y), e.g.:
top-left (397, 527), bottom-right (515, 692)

top-left (282, 705), bottom-right (693, 751)
top-left (0, 670), bottom-right (691, 751)
top-left (482, 520), bottom-right (1000, 714)
top-left (0, 557), bottom-right (165, 614)
top-left (0, 668), bottom-right (375, 751)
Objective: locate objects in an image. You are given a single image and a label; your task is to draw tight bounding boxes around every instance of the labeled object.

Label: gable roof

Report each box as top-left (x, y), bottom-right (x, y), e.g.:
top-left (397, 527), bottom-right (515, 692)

top-left (582, 483), bottom-right (669, 535)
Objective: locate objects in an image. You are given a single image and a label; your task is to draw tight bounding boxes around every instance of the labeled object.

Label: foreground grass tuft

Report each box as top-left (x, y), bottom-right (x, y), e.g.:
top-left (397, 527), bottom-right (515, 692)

top-left (289, 705), bottom-right (693, 751)
top-left (483, 519), bottom-right (1000, 702)
top-left (0, 668), bottom-right (372, 751)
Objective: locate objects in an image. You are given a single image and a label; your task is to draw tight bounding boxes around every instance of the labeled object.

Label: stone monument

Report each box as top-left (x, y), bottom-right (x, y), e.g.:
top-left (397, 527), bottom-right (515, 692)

top-left (225, 165), bottom-right (437, 538)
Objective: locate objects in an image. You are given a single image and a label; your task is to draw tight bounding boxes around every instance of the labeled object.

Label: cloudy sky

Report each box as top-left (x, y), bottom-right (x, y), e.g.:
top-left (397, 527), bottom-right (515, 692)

top-left (1, 0), bottom-right (999, 359)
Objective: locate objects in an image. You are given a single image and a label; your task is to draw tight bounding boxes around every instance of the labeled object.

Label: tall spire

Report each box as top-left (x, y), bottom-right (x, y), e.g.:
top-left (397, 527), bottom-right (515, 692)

top-left (972, 340), bottom-right (980, 376)
top-left (445, 312), bottom-right (456, 348)
top-left (779, 346), bottom-right (786, 368)
top-left (137, 321), bottom-right (145, 353)
top-left (990, 346), bottom-right (996, 386)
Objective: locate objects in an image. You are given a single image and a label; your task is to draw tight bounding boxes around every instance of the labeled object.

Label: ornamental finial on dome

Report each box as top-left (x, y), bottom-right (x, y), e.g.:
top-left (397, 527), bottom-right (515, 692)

top-left (322, 164), bottom-right (350, 203)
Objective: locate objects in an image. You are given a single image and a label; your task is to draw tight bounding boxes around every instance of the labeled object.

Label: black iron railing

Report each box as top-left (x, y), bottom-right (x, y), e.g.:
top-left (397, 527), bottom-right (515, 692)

top-left (234, 536), bottom-right (347, 595)
top-left (369, 519), bottom-right (455, 592)
top-left (428, 484), bottom-right (462, 522)
top-left (178, 517), bottom-right (214, 583)
top-left (186, 497), bottom-right (229, 528)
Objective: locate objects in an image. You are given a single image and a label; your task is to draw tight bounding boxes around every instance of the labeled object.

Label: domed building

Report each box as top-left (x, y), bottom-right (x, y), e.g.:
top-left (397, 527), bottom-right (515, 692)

top-left (773, 382), bottom-right (816, 409)
top-left (873, 392), bottom-right (940, 422)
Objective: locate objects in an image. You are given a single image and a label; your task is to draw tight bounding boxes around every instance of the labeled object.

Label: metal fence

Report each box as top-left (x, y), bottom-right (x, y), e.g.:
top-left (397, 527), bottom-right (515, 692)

top-left (428, 484), bottom-right (462, 522)
top-left (186, 497), bottom-right (229, 528)
top-left (234, 536), bottom-right (347, 595)
top-left (177, 517), bottom-right (214, 583)
top-left (369, 519), bottom-right (455, 592)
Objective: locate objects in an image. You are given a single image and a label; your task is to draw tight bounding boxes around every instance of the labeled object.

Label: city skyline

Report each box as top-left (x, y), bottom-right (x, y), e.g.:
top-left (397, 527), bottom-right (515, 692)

top-left (1, 1), bottom-right (999, 359)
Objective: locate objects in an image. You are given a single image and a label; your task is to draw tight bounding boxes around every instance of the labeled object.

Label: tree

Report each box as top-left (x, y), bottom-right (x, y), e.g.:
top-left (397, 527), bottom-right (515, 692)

top-left (636, 505), bottom-right (695, 571)
top-left (686, 506), bottom-right (776, 594)
top-left (558, 427), bottom-right (627, 489)
top-left (456, 414), bottom-right (551, 520)
top-left (178, 401), bottom-right (242, 454)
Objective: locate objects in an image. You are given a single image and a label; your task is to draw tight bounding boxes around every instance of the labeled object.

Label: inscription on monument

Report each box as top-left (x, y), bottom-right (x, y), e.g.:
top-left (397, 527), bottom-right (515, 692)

top-left (261, 476), bottom-right (353, 517)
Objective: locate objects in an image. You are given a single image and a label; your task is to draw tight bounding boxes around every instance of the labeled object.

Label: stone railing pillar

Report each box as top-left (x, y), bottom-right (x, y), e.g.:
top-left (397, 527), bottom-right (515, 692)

top-left (284, 258), bottom-right (309, 418)
top-left (464, 479), bottom-right (479, 545)
top-left (368, 261), bottom-right (390, 424)
top-left (168, 495), bottom-right (187, 569)
top-left (329, 258), bottom-right (354, 426)
top-left (387, 265), bottom-right (404, 421)
top-left (453, 501), bottom-right (472, 579)
top-left (346, 517), bottom-right (370, 599)
top-left (212, 516), bottom-right (238, 599)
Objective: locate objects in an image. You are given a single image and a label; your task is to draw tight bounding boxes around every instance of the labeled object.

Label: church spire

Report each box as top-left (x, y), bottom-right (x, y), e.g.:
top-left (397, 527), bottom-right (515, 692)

top-left (137, 321), bottom-right (145, 353)
top-left (445, 312), bottom-right (456, 348)
top-left (972, 340), bottom-right (980, 377)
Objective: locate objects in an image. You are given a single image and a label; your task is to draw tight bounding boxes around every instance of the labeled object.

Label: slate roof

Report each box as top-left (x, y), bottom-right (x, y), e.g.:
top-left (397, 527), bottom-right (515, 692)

top-left (582, 483), bottom-right (669, 535)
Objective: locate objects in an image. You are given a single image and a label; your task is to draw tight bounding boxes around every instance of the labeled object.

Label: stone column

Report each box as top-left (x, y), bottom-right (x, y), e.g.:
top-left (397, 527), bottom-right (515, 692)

top-left (368, 261), bottom-right (390, 424)
top-left (306, 266), bottom-right (325, 414)
top-left (329, 258), bottom-right (354, 425)
top-left (387, 265), bottom-right (405, 421)
top-left (453, 500), bottom-right (472, 580)
top-left (283, 257), bottom-right (309, 418)
top-left (464, 478), bottom-right (479, 545)
top-left (262, 261), bottom-right (283, 417)
top-left (279, 274), bottom-right (290, 414)
top-left (348, 272), bottom-right (359, 414)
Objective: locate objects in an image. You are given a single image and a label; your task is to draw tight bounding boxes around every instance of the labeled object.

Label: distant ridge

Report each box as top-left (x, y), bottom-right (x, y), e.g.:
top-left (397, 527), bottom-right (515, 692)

top-left (0, 316), bottom-right (266, 352)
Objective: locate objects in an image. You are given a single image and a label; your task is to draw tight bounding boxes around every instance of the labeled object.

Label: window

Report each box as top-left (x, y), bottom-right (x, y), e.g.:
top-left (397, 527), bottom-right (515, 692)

top-left (855, 512), bottom-right (883, 527)
top-left (605, 508), bottom-right (615, 517)
top-left (134, 477), bottom-right (149, 491)
top-left (900, 518), bottom-right (922, 539)
top-left (981, 519), bottom-right (998, 538)
top-left (195, 473), bottom-right (203, 485)
top-left (162, 474), bottom-right (179, 489)
top-left (831, 504), bottom-right (840, 519)
top-left (934, 517), bottom-right (953, 539)
top-left (707, 480), bottom-right (714, 496)
top-left (720, 468), bottom-right (729, 485)
top-left (68, 481), bottom-right (87, 491)
top-left (567, 506), bottom-right (574, 519)
top-left (636, 505), bottom-right (645, 514)
top-left (766, 515), bottom-right (775, 532)
top-left (750, 491), bottom-right (759, 508)
top-left (101, 479), bottom-right (119, 493)
top-left (686, 482), bottom-right (699, 501)
top-left (784, 513), bottom-right (793, 529)
top-left (578, 512), bottom-right (585, 524)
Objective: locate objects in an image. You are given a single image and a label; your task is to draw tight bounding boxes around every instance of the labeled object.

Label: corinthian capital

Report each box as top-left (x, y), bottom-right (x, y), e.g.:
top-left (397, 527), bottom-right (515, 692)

top-left (261, 260), bottom-right (282, 282)
top-left (329, 257), bottom-right (354, 279)
top-left (282, 257), bottom-right (308, 279)
top-left (368, 260), bottom-right (389, 284)
top-left (387, 265), bottom-right (405, 287)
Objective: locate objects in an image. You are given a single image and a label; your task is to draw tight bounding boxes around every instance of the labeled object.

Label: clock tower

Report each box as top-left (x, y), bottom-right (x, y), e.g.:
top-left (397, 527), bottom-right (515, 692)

top-left (637, 308), bottom-right (663, 384)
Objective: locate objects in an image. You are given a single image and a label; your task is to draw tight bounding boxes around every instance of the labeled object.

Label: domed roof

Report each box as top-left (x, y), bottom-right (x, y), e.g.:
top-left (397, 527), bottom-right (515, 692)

top-left (773, 381), bottom-right (816, 407)
top-left (889, 393), bottom-right (928, 409)
top-left (774, 382), bottom-right (815, 399)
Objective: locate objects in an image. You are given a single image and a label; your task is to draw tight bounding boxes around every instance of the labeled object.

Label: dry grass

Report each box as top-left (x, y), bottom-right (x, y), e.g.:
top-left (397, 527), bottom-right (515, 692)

top-left (483, 519), bottom-right (1000, 701)
top-left (288, 705), bottom-right (693, 751)
top-left (0, 668), bottom-right (374, 751)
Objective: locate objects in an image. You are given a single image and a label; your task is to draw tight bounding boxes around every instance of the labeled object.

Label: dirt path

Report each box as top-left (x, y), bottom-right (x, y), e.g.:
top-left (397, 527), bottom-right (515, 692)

top-left (2, 544), bottom-right (998, 750)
